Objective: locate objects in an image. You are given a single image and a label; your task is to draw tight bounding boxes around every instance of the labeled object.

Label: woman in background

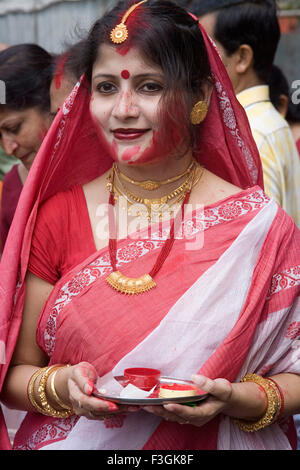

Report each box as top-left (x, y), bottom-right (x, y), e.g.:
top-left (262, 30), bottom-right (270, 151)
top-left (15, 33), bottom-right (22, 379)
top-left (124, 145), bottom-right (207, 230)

top-left (0, 44), bottom-right (54, 251)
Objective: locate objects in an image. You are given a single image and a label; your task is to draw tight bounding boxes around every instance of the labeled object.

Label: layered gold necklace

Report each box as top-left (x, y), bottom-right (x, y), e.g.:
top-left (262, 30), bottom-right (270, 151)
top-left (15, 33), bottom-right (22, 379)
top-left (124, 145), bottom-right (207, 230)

top-left (105, 160), bottom-right (204, 295)
top-left (107, 161), bottom-right (203, 221)
top-left (114, 159), bottom-right (195, 191)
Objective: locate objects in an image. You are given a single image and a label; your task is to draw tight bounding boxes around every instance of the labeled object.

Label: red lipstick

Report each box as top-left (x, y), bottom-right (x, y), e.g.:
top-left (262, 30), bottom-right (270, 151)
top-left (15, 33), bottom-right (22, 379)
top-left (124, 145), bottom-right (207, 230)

top-left (112, 128), bottom-right (149, 140)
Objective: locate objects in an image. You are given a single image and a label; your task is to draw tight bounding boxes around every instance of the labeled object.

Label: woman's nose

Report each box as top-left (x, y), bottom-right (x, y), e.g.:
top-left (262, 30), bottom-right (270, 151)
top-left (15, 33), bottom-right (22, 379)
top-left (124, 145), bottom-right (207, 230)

top-left (1, 134), bottom-right (18, 155)
top-left (112, 91), bottom-right (139, 120)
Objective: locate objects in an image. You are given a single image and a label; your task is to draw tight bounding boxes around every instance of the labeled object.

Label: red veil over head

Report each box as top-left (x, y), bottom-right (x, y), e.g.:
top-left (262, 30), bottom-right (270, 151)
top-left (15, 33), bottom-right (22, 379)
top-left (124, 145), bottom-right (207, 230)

top-left (0, 18), bottom-right (263, 448)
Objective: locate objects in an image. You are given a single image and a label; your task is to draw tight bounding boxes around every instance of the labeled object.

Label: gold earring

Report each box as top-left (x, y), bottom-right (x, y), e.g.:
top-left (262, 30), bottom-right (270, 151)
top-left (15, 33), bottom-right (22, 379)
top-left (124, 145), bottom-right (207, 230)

top-left (190, 101), bottom-right (208, 125)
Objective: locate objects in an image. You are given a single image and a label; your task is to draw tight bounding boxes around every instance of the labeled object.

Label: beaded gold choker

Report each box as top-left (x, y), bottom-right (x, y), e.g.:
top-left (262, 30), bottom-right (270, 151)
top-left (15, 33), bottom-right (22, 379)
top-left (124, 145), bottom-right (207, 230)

top-left (114, 160), bottom-right (195, 191)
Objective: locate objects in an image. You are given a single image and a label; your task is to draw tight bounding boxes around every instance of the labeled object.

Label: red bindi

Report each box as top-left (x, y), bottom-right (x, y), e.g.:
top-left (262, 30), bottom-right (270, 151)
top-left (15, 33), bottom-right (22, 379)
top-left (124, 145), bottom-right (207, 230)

top-left (121, 70), bottom-right (130, 80)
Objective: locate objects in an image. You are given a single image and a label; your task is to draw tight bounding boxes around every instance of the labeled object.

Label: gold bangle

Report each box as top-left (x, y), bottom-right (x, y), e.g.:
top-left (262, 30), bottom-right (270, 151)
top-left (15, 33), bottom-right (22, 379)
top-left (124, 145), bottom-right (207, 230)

top-left (233, 373), bottom-right (282, 432)
top-left (49, 365), bottom-right (73, 411)
top-left (27, 366), bottom-right (49, 414)
top-left (37, 365), bottom-right (74, 418)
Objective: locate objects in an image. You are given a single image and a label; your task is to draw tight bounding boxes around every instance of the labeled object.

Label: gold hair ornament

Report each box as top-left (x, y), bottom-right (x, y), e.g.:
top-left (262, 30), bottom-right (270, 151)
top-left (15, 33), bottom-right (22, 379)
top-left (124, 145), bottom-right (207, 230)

top-left (190, 100), bottom-right (208, 125)
top-left (110, 0), bottom-right (148, 44)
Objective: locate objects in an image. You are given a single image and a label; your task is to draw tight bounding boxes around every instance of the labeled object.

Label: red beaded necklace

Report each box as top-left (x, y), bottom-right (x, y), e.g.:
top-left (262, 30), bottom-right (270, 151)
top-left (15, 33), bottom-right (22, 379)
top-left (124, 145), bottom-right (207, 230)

top-left (105, 176), bottom-right (191, 295)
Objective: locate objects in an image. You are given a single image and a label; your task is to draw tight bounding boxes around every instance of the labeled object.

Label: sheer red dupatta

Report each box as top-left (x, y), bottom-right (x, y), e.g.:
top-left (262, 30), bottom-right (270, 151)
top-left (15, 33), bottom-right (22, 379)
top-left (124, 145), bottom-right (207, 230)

top-left (0, 23), bottom-right (263, 449)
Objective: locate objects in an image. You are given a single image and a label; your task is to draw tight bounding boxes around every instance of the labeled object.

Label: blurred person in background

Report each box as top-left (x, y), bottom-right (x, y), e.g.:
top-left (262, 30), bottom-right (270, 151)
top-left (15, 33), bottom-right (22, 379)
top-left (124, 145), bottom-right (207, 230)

top-left (268, 64), bottom-right (289, 119)
top-left (287, 101), bottom-right (300, 158)
top-left (267, 64), bottom-right (300, 158)
top-left (0, 43), bottom-right (18, 182)
top-left (0, 44), bottom-right (54, 252)
top-left (190, 0), bottom-right (300, 227)
top-left (50, 41), bottom-right (83, 119)
top-left (0, 40), bottom-right (82, 254)
top-left (0, 41), bottom-right (78, 442)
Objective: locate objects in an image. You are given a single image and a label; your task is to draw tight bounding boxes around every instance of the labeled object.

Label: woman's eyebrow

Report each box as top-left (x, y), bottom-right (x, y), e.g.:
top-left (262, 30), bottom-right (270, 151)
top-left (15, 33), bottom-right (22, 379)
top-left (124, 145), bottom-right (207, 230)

top-left (0, 118), bottom-right (21, 129)
top-left (92, 72), bottom-right (163, 80)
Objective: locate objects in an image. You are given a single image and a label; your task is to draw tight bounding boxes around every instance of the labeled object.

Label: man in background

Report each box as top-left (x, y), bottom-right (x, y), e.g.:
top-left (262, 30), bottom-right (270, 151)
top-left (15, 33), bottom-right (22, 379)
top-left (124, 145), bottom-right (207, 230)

top-left (189, 0), bottom-right (300, 227)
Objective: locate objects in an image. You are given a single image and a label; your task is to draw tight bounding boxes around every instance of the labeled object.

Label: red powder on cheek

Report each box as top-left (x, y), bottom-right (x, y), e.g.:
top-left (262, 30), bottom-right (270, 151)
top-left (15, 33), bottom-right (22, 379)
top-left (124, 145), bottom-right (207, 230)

top-left (89, 111), bottom-right (118, 162)
top-left (121, 70), bottom-right (130, 80)
top-left (121, 145), bottom-right (141, 162)
top-left (130, 125), bottom-right (182, 165)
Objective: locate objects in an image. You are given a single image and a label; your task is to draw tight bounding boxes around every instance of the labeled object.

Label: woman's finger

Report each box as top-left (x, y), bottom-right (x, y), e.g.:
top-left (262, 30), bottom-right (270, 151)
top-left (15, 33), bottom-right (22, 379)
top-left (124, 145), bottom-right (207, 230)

top-left (68, 378), bottom-right (118, 414)
top-left (191, 375), bottom-right (232, 402)
top-left (72, 362), bottom-right (98, 395)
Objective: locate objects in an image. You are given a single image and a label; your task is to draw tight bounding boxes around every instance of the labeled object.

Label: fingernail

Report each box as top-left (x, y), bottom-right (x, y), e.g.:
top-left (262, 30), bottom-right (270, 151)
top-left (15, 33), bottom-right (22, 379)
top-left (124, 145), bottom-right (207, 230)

top-left (88, 379), bottom-right (94, 392)
top-left (191, 374), bottom-right (205, 386)
top-left (84, 382), bottom-right (93, 395)
top-left (127, 406), bottom-right (139, 412)
top-left (108, 402), bottom-right (119, 411)
top-left (164, 404), bottom-right (175, 411)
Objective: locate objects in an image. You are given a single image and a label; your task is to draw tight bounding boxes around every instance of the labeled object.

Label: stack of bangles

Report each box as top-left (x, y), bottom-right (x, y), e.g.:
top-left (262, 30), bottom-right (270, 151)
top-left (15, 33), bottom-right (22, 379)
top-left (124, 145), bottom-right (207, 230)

top-left (27, 364), bottom-right (74, 418)
top-left (233, 373), bottom-right (284, 432)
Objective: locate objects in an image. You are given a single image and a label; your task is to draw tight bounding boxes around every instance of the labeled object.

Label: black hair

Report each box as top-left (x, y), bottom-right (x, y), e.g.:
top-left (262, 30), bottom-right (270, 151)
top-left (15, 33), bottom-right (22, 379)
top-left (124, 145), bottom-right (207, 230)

top-left (53, 40), bottom-right (86, 84)
top-left (72, 0), bottom-right (212, 152)
top-left (0, 43), bottom-right (54, 112)
top-left (192, 0), bottom-right (280, 83)
top-left (286, 101), bottom-right (300, 124)
top-left (79, 0), bottom-right (211, 90)
top-left (268, 64), bottom-right (289, 111)
top-left (266, 64), bottom-right (300, 123)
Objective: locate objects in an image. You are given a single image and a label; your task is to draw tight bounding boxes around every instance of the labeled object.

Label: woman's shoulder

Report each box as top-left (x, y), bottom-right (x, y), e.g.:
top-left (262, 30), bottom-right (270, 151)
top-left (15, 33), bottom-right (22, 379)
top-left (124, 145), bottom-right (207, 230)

top-left (38, 184), bottom-right (84, 215)
top-left (2, 163), bottom-right (21, 186)
top-left (191, 170), bottom-right (247, 208)
top-left (82, 169), bottom-right (112, 206)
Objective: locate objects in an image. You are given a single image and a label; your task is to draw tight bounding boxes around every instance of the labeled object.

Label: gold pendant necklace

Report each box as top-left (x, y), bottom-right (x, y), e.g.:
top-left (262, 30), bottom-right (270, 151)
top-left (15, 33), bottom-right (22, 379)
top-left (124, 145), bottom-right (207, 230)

top-left (106, 271), bottom-right (157, 295)
top-left (105, 165), bottom-right (201, 295)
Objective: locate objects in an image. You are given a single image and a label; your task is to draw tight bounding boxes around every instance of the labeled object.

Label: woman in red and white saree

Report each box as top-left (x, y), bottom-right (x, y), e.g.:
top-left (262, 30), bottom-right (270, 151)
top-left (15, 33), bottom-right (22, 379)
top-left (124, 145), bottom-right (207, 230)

top-left (0, 0), bottom-right (299, 451)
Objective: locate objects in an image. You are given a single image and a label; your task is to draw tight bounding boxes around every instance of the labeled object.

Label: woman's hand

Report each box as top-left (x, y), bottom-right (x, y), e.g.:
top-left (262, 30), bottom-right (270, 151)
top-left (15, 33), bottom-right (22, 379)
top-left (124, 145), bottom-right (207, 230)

top-left (142, 374), bottom-right (233, 426)
top-left (57, 362), bottom-right (139, 420)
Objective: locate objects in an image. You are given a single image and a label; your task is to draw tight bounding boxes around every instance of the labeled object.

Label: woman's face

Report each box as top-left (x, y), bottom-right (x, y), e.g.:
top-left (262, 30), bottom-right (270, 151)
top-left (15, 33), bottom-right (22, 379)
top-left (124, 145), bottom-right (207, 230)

top-left (0, 107), bottom-right (51, 170)
top-left (90, 44), bottom-right (175, 166)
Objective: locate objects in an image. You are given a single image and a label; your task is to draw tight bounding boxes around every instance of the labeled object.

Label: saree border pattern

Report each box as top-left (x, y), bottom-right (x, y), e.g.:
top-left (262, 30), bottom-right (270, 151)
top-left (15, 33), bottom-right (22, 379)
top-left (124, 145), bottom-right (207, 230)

top-left (43, 188), bottom-right (270, 356)
top-left (213, 75), bottom-right (259, 185)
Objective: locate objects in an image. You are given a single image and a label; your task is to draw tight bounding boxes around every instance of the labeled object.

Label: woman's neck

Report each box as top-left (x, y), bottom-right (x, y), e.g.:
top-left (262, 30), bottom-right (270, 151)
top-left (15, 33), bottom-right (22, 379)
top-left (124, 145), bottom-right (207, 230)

top-left (17, 163), bottom-right (29, 186)
top-left (115, 150), bottom-right (195, 199)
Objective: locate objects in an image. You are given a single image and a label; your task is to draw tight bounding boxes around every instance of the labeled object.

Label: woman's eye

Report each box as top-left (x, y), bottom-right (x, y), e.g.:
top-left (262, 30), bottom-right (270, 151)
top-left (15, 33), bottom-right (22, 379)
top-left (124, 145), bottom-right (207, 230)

top-left (96, 82), bottom-right (117, 94)
top-left (140, 82), bottom-right (163, 93)
top-left (8, 124), bottom-right (21, 134)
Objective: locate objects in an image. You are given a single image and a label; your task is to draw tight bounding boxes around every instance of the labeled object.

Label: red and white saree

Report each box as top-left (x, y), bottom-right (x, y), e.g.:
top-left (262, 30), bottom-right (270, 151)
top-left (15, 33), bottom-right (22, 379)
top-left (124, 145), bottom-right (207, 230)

top-left (0, 22), bottom-right (299, 450)
top-left (12, 185), bottom-right (300, 450)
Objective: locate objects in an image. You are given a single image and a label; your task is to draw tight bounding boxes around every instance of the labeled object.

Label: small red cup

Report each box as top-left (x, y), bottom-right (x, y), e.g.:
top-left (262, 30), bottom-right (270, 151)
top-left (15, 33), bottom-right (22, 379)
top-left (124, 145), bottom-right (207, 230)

top-left (124, 368), bottom-right (161, 391)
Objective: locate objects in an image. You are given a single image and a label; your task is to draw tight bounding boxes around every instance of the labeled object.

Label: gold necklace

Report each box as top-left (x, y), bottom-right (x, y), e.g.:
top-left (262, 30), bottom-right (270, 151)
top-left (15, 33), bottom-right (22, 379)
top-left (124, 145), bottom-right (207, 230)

top-left (113, 163), bottom-right (197, 207)
top-left (108, 163), bottom-right (204, 221)
top-left (105, 167), bottom-right (197, 295)
top-left (114, 160), bottom-right (195, 191)
top-left (113, 183), bottom-right (189, 221)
